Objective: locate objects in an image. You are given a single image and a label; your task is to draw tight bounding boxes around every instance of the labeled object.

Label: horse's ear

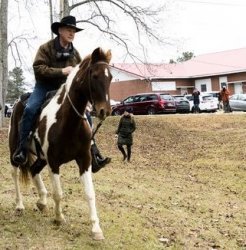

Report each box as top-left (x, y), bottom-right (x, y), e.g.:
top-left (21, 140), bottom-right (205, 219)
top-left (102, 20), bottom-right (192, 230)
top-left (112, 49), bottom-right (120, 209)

top-left (91, 47), bottom-right (112, 64)
top-left (91, 47), bottom-right (101, 64)
top-left (105, 50), bottom-right (112, 63)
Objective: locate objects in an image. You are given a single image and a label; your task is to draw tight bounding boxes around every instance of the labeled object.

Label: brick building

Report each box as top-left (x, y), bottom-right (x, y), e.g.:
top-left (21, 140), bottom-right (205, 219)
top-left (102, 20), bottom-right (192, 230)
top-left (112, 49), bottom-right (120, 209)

top-left (109, 48), bottom-right (246, 101)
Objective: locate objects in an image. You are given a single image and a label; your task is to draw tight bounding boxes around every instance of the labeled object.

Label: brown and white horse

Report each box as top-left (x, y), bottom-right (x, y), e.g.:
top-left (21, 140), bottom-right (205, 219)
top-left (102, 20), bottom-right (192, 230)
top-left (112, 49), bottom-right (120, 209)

top-left (8, 48), bottom-right (112, 240)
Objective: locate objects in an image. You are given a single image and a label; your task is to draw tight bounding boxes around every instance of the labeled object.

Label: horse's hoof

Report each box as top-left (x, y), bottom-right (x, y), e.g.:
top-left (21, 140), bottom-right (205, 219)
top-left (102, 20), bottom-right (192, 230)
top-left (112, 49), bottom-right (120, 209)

top-left (53, 217), bottom-right (66, 226)
top-left (92, 232), bottom-right (105, 241)
top-left (15, 208), bottom-right (24, 216)
top-left (36, 202), bottom-right (47, 212)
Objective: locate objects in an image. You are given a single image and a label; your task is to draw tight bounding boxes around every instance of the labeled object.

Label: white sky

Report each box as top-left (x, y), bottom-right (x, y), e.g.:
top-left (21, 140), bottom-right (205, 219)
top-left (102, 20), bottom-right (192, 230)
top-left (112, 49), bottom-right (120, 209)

top-left (7, 0), bottom-right (246, 81)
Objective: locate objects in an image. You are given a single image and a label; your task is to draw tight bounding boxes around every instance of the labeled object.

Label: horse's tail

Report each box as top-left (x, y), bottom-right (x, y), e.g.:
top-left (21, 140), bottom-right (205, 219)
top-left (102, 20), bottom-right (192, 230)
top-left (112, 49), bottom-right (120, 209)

top-left (9, 97), bottom-right (33, 185)
top-left (18, 153), bottom-right (36, 185)
top-left (19, 163), bottom-right (30, 184)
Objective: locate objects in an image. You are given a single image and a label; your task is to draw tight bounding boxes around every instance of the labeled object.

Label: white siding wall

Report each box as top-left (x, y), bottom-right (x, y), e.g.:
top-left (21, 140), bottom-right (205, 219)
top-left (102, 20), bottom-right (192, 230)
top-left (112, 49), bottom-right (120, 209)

top-left (219, 76), bottom-right (228, 88)
top-left (195, 78), bottom-right (212, 92)
top-left (110, 68), bottom-right (140, 82)
top-left (151, 81), bottom-right (176, 91)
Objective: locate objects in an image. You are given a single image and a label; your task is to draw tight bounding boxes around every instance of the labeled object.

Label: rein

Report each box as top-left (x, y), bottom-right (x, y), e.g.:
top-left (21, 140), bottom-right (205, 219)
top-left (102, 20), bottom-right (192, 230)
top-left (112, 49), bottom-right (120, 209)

top-left (91, 120), bottom-right (103, 140)
top-left (66, 93), bottom-right (86, 120)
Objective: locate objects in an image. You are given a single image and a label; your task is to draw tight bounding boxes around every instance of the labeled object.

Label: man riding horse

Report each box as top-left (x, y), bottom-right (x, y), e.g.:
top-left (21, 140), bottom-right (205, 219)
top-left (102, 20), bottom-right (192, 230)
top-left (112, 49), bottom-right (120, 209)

top-left (13, 15), bottom-right (110, 171)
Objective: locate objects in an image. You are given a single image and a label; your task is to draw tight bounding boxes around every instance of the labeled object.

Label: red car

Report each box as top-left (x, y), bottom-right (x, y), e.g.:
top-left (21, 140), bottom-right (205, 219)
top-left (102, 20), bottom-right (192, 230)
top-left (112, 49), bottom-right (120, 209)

top-left (111, 93), bottom-right (176, 115)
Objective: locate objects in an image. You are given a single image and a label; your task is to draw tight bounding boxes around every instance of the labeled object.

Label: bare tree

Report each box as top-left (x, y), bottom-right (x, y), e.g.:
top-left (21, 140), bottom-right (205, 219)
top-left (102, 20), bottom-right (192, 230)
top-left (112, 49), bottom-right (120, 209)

top-left (0, 0), bottom-right (8, 127)
top-left (55, 0), bottom-right (168, 63)
top-left (49, 0), bottom-right (54, 39)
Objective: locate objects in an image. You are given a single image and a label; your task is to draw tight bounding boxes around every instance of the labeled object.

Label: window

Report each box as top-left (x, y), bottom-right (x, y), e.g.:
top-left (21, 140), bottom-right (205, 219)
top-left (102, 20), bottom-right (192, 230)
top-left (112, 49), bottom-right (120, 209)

top-left (160, 94), bottom-right (173, 101)
top-left (147, 94), bottom-right (158, 101)
top-left (124, 96), bottom-right (135, 104)
top-left (201, 84), bottom-right (207, 92)
top-left (139, 95), bottom-right (148, 102)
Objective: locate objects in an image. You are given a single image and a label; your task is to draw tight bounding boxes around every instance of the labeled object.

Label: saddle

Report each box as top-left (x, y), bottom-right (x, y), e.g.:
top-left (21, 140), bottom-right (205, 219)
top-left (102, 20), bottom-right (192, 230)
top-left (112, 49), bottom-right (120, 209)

top-left (19, 90), bottom-right (57, 109)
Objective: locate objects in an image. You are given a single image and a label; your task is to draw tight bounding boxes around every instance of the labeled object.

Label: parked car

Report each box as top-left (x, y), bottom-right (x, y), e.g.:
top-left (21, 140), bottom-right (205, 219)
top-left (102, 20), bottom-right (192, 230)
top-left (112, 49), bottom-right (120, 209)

top-left (203, 91), bottom-right (221, 109)
top-left (111, 93), bottom-right (176, 115)
top-left (5, 103), bottom-right (14, 117)
top-left (229, 94), bottom-right (246, 111)
top-left (185, 94), bottom-right (217, 113)
top-left (172, 95), bottom-right (190, 113)
top-left (110, 99), bottom-right (120, 106)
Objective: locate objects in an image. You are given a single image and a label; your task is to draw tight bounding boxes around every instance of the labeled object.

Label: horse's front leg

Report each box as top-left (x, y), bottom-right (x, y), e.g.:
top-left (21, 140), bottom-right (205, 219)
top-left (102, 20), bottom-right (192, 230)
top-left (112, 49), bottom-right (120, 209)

top-left (31, 159), bottom-right (48, 212)
top-left (11, 166), bottom-right (25, 212)
top-left (32, 174), bottom-right (48, 212)
top-left (80, 167), bottom-right (104, 240)
top-left (48, 166), bottom-right (65, 224)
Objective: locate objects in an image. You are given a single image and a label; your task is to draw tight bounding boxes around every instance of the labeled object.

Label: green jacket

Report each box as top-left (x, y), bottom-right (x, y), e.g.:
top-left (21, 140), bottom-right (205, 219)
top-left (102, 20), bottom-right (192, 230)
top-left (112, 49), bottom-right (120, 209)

top-left (33, 38), bottom-right (81, 88)
top-left (116, 114), bottom-right (136, 145)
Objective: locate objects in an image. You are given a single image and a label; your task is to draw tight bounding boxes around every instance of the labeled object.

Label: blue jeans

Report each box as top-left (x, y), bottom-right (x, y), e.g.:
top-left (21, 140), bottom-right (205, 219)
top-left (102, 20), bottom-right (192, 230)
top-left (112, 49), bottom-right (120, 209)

top-left (19, 81), bottom-right (58, 147)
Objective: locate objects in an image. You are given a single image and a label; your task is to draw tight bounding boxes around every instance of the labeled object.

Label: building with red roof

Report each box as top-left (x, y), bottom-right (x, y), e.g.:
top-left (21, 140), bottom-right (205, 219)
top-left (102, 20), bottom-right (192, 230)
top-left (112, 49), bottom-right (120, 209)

top-left (110, 48), bottom-right (246, 101)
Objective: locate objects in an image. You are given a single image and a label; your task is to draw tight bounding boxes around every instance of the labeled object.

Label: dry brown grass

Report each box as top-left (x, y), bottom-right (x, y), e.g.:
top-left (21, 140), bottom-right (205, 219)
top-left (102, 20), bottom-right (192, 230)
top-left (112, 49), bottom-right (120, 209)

top-left (0, 113), bottom-right (245, 250)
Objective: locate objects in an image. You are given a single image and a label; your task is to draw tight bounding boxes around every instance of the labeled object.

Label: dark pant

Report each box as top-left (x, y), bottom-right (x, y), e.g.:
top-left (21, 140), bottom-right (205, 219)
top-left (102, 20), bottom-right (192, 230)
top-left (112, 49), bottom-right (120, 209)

top-left (223, 101), bottom-right (230, 112)
top-left (118, 144), bottom-right (131, 161)
top-left (193, 103), bottom-right (200, 113)
top-left (19, 82), bottom-right (58, 148)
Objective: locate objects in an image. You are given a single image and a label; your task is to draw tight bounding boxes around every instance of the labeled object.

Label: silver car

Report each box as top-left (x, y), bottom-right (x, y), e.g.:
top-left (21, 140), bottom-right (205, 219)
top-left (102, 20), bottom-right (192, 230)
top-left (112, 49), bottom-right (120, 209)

top-left (229, 94), bottom-right (246, 111)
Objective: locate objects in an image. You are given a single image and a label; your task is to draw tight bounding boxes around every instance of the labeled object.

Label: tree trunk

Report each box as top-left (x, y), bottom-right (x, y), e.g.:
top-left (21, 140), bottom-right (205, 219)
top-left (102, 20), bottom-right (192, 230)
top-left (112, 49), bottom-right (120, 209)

top-left (0, 0), bottom-right (8, 127)
top-left (49, 0), bottom-right (54, 39)
top-left (60, 0), bottom-right (70, 18)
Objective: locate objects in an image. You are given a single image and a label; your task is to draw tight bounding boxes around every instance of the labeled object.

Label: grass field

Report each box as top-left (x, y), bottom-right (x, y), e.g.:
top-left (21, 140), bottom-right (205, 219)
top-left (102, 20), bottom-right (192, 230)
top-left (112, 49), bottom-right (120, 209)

top-left (0, 113), bottom-right (245, 250)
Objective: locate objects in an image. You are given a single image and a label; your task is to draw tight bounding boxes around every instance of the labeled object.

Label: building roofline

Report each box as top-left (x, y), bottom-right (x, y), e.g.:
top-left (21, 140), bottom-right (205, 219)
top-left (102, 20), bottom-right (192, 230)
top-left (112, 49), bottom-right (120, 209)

top-left (149, 69), bottom-right (246, 80)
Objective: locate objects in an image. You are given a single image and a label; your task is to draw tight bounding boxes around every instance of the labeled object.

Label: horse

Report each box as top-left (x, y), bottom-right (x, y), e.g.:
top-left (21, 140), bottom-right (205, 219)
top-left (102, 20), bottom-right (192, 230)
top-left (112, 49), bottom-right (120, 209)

top-left (8, 47), bottom-right (112, 240)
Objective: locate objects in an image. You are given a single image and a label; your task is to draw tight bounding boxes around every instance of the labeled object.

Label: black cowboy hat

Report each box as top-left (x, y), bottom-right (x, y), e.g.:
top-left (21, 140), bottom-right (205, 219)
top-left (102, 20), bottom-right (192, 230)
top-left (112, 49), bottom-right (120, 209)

top-left (51, 15), bottom-right (83, 35)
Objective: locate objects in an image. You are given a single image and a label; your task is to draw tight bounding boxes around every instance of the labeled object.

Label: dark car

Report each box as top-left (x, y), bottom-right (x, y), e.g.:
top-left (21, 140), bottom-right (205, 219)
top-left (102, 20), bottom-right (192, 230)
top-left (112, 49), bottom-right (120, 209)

top-left (229, 94), bottom-right (246, 111)
top-left (173, 95), bottom-right (190, 113)
top-left (111, 93), bottom-right (176, 115)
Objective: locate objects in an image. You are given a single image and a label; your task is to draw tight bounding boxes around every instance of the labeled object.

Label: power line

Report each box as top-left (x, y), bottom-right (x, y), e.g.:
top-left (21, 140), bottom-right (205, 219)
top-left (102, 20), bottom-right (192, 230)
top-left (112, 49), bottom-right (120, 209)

top-left (174, 0), bottom-right (246, 7)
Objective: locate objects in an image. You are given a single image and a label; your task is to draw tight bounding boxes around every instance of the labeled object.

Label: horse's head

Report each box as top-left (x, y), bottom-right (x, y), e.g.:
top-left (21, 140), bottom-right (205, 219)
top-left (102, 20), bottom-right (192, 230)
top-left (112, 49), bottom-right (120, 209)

top-left (87, 48), bottom-right (112, 120)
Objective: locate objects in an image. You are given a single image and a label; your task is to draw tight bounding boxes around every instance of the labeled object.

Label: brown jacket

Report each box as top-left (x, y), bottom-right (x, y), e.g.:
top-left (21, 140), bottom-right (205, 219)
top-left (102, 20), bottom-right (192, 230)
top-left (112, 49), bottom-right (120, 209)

top-left (220, 88), bottom-right (230, 102)
top-left (33, 39), bottom-right (81, 88)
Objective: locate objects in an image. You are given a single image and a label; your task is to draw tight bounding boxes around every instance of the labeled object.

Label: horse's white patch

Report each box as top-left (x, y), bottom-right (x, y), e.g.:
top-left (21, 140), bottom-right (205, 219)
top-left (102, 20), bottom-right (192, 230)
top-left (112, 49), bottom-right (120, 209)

top-left (106, 94), bottom-right (109, 101)
top-left (66, 65), bottom-right (80, 89)
top-left (104, 68), bottom-right (109, 77)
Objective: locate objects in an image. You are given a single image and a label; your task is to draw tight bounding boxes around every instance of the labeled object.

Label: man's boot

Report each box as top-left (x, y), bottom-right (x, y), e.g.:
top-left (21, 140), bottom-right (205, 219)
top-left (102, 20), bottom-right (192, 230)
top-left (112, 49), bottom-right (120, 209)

top-left (13, 134), bottom-right (31, 165)
top-left (97, 157), bottom-right (111, 166)
top-left (91, 143), bottom-right (111, 173)
top-left (13, 144), bottom-right (27, 165)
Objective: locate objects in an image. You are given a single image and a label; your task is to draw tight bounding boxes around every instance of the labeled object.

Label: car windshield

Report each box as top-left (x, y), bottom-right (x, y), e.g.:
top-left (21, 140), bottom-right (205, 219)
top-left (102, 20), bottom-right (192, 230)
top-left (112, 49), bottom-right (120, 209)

top-left (174, 96), bottom-right (186, 101)
top-left (124, 96), bottom-right (134, 104)
top-left (202, 96), bottom-right (214, 101)
top-left (239, 94), bottom-right (246, 101)
top-left (185, 95), bottom-right (193, 101)
top-left (160, 94), bottom-right (172, 101)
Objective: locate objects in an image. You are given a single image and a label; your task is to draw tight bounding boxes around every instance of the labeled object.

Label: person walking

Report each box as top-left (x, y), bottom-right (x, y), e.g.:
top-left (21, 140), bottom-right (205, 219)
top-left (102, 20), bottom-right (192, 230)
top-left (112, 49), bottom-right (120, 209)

top-left (192, 88), bottom-right (200, 113)
top-left (13, 15), bottom-right (110, 171)
top-left (115, 108), bottom-right (136, 162)
top-left (220, 86), bottom-right (230, 113)
top-left (4, 105), bottom-right (8, 117)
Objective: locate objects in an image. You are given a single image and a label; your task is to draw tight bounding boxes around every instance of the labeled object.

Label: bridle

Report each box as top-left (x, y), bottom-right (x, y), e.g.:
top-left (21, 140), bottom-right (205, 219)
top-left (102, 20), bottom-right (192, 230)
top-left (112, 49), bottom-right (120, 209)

top-left (65, 60), bottom-right (110, 136)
